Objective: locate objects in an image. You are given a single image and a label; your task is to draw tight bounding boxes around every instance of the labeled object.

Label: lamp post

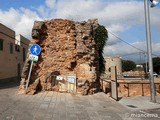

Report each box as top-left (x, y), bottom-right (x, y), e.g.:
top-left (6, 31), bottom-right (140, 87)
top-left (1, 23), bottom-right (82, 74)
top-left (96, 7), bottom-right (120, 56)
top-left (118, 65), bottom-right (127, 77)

top-left (144, 53), bottom-right (148, 74)
top-left (144, 0), bottom-right (159, 103)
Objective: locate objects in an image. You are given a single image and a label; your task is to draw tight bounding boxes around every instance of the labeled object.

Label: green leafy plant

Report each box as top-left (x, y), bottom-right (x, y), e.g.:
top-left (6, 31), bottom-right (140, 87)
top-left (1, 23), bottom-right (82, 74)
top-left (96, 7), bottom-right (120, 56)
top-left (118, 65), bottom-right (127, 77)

top-left (93, 25), bottom-right (108, 75)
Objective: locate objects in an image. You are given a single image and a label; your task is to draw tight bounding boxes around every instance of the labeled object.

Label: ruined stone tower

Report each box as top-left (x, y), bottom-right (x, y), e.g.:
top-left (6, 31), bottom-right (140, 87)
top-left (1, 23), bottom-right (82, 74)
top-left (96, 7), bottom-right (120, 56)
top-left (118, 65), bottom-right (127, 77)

top-left (19, 19), bottom-right (104, 95)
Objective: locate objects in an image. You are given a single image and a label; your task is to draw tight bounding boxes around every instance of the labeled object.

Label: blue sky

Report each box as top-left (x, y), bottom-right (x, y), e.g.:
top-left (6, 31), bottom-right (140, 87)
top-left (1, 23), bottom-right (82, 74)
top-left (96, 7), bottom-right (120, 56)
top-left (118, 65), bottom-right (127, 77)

top-left (0, 0), bottom-right (160, 62)
top-left (0, 0), bottom-right (44, 10)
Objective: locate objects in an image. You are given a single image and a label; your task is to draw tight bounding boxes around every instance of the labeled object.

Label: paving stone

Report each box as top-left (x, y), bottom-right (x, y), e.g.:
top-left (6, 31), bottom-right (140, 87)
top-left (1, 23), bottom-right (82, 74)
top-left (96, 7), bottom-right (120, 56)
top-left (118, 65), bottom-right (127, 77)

top-left (44, 113), bottom-right (52, 119)
top-left (48, 103), bottom-right (55, 109)
top-left (0, 86), bottom-right (140, 120)
top-left (52, 113), bottom-right (60, 120)
top-left (66, 114), bottom-right (78, 120)
top-left (39, 103), bottom-right (49, 109)
top-left (44, 97), bottom-right (52, 102)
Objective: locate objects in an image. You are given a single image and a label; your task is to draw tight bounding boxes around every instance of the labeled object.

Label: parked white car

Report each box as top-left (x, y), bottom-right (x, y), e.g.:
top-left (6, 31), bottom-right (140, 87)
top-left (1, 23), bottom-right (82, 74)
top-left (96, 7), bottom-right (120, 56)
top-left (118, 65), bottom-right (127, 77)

top-left (153, 72), bottom-right (158, 78)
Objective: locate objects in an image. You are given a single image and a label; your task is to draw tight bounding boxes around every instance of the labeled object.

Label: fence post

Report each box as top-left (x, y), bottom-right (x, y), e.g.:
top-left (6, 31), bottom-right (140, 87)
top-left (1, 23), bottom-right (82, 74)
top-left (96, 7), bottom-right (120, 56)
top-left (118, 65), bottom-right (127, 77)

top-left (110, 66), bottom-right (118, 100)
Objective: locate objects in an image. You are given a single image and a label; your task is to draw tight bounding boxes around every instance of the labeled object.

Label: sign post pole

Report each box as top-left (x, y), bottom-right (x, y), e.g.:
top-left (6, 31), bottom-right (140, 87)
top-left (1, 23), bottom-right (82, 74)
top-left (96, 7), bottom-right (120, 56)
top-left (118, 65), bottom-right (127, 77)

top-left (25, 61), bottom-right (34, 94)
top-left (25, 44), bottom-right (41, 94)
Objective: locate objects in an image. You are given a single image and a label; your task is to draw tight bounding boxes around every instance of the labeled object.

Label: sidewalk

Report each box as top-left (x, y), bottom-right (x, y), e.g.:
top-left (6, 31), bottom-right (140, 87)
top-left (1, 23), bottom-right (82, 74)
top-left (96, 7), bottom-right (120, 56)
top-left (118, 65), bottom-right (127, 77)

top-left (119, 96), bottom-right (160, 110)
top-left (0, 87), bottom-right (130, 120)
top-left (1, 82), bottom-right (160, 120)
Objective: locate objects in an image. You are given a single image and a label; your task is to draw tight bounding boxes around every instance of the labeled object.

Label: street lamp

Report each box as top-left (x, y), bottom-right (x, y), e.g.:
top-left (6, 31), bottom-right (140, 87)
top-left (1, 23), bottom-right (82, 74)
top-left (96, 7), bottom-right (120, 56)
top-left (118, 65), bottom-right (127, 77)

top-left (150, 0), bottom-right (159, 7)
top-left (144, 0), bottom-right (159, 103)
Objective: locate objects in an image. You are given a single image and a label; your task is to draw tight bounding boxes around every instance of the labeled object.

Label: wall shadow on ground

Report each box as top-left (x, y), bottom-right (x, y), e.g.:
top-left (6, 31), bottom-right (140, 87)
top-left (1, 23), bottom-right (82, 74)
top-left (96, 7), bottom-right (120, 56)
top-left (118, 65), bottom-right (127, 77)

top-left (0, 79), bottom-right (19, 89)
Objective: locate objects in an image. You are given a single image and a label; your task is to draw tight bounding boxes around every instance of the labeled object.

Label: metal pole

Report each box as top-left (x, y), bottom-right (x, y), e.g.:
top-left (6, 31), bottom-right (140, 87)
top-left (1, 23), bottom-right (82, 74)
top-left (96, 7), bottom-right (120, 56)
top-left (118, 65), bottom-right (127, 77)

top-left (144, 0), bottom-right (156, 103)
top-left (145, 53), bottom-right (148, 73)
top-left (25, 61), bottom-right (34, 94)
top-left (139, 52), bottom-right (142, 77)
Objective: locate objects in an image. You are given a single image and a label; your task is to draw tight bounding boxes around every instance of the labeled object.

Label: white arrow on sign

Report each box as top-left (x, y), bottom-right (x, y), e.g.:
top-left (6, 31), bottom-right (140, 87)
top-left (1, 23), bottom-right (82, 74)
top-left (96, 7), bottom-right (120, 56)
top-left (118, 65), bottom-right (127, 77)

top-left (28, 54), bottom-right (38, 62)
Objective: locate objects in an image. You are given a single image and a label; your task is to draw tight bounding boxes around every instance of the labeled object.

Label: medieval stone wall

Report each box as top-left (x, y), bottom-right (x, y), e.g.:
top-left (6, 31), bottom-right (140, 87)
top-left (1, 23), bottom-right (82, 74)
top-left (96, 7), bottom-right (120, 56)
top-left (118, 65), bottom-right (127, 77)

top-left (19, 19), bottom-right (102, 95)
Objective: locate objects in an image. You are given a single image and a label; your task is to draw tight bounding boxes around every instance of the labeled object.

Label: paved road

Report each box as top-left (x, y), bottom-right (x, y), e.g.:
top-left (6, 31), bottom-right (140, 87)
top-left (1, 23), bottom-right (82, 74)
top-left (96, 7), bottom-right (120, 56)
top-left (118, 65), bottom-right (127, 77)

top-left (0, 84), bottom-right (129, 120)
top-left (133, 109), bottom-right (160, 120)
top-left (0, 83), bottom-right (160, 120)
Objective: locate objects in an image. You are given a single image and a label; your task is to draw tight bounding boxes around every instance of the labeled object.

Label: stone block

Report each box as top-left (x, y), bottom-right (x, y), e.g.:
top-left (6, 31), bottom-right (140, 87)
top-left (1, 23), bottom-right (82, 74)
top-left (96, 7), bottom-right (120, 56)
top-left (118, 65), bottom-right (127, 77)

top-left (19, 19), bottom-right (102, 95)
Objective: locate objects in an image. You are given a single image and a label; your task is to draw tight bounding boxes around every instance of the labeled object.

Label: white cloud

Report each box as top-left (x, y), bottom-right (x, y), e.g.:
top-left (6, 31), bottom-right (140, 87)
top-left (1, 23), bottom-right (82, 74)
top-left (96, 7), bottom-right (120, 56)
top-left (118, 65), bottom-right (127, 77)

top-left (52, 0), bottom-right (105, 21)
top-left (0, 8), bottom-right (21, 28)
top-left (43, 0), bottom-right (160, 46)
top-left (45, 0), bottom-right (57, 9)
top-left (104, 41), bottom-right (147, 56)
top-left (104, 41), bottom-right (160, 60)
top-left (48, 1), bottom-right (145, 27)
top-left (108, 24), bottom-right (126, 33)
top-left (1, 0), bottom-right (159, 39)
top-left (150, 7), bottom-right (160, 27)
top-left (106, 24), bottom-right (128, 45)
top-left (0, 8), bottom-right (41, 38)
top-left (0, 0), bottom-right (159, 60)
top-left (37, 5), bottom-right (49, 19)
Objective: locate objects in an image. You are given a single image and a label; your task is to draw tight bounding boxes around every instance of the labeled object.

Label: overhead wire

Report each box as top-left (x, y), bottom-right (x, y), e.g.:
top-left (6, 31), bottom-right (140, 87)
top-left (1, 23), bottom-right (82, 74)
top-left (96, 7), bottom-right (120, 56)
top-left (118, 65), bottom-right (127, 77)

top-left (107, 29), bottom-right (159, 57)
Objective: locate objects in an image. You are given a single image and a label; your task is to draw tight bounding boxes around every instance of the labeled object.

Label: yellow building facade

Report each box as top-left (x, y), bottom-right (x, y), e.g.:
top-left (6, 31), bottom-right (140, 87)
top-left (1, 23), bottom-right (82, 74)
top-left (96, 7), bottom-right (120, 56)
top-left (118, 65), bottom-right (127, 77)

top-left (0, 23), bottom-right (30, 83)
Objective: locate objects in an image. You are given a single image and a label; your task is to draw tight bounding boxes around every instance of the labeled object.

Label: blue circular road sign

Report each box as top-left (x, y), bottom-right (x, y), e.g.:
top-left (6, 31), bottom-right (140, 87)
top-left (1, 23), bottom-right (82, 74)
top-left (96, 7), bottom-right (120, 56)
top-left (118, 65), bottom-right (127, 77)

top-left (29, 44), bottom-right (41, 55)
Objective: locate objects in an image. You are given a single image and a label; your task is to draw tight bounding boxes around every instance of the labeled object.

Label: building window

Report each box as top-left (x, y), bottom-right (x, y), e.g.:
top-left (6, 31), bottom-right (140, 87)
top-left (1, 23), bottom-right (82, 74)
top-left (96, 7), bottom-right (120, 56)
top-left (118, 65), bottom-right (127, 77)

top-left (23, 47), bottom-right (26, 62)
top-left (15, 44), bottom-right (20, 52)
top-left (0, 39), bottom-right (3, 51)
top-left (10, 43), bottom-right (13, 54)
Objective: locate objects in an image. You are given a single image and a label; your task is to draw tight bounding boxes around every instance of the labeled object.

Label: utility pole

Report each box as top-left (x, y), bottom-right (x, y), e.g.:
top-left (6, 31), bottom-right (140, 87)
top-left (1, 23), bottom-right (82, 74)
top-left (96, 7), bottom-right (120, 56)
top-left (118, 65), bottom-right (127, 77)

top-left (144, 53), bottom-right (148, 74)
top-left (144, 0), bottom-right (156, 103)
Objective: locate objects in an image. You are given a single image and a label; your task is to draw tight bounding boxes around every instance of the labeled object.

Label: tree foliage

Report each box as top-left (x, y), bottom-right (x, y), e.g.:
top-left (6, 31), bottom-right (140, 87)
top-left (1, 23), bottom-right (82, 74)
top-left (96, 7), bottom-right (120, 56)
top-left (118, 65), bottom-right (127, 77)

top-left (153, 57), bottom-right (160, 74)
top-left (93, 25), bottom-right (108, 74)
top-left (142, 57), bottom-right (160, 74)
top-left (122, 60), bottom-right (136, 72)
